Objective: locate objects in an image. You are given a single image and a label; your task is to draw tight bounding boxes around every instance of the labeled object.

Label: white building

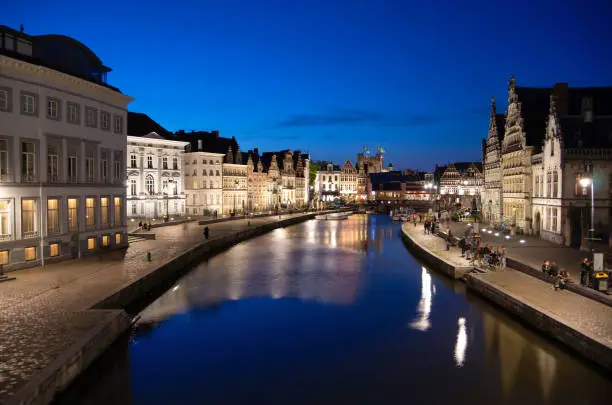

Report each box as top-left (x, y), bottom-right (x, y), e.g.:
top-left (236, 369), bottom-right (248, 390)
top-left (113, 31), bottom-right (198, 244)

top-left (315, 163), bottom-right (341, 202)
top-left (0, 25), bottom-right (133, 270)
top-left (184, 150), bottom-right (224, 216)
top-left (126, 133), bottom-right (188, 219)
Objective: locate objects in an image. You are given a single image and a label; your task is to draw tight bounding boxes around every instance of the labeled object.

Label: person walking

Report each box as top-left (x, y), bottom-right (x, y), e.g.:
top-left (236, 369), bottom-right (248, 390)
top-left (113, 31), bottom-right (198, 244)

top-left (203, 226), bottom-right (210, 240)
top-left (580, 258), bottom-right (592, 286)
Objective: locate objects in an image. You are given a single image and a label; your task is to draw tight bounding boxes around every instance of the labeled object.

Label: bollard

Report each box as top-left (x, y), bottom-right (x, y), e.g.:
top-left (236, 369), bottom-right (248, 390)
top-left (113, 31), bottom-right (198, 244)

top-left (147, 252), bottom-right (152, 262)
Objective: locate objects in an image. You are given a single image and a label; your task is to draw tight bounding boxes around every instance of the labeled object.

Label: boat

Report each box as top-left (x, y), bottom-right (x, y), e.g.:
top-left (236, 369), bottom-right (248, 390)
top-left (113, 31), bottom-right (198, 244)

top-left (316, 213), bottom-right (350, 220)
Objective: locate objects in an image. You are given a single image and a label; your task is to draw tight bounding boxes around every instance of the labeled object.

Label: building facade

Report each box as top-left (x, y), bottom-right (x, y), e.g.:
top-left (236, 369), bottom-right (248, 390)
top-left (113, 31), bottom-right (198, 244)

top-left (126, 133), bottom-right (188, 219)
top-left (340, 160), bottom-right (358, 200)
top-left (483, 97), bottom-right (506, 223)
top-left (438, 162), bottom-right (484, 211)
top-left (184, 151), bottom-right (224, 216)
top-left (0, 25), bottom-right (133, 269)
top-left (315, 163), bottom-right (341, 202)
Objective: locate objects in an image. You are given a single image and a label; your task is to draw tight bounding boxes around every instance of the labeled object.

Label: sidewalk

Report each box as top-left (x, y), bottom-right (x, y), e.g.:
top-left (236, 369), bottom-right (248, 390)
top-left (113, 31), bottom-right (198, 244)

top-left (0, 212), bottom-right (316, 403)
top-left (402, 223), bottom-right (612, 370)
top-left (443, 221), bottom-right (610, 290)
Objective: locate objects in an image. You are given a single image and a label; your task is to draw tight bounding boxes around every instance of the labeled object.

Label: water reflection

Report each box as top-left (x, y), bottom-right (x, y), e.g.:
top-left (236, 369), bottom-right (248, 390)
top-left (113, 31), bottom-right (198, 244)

top-left (55, 214), bottom-right (612, 405)
top-left (409, 266), bottom-right (434, 331)
top-left (454, 317), bottom-right (468, 367)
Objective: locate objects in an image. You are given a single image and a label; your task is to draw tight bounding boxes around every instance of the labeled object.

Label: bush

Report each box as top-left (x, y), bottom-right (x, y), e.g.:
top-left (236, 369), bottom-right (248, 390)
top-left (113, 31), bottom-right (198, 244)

top-left (451, 214), bottom-right (460, 221)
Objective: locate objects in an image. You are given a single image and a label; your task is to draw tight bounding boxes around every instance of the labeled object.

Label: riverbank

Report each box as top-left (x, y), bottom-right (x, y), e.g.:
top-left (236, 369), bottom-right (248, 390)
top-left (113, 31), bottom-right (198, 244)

top-left (400, 223), bottom-right (612, 371)
top-left (0, 210), bottom-right (346, 405)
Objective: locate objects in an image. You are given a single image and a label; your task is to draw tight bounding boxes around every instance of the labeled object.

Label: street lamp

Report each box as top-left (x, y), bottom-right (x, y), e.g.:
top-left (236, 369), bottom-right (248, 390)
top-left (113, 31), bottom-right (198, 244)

top-left (579, 176), bottom-right (595, 252)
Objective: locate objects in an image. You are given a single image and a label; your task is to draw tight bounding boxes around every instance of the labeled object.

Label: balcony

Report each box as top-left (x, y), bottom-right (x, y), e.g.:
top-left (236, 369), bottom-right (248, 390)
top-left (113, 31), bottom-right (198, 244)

top-left (0, 172), bottom-right (14, 184)
top-left (0, 234), bottom-right (12, 242)
top-left (21, 173), bottom-right (40, 183)
top-left (47, 174), bottom-right (59, 184)
top-left (23, 230), bottom-right (39, 239)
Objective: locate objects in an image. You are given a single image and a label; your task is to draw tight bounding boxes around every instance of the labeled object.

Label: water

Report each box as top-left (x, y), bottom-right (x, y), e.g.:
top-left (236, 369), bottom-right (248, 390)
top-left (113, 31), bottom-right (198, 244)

top-left (55, 214), bottom-right (611, 405)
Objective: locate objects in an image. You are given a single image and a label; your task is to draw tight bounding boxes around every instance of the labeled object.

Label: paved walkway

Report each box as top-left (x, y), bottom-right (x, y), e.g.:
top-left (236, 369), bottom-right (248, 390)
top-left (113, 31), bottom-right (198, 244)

top-left (0, 212), bottom-right (316, 403)
top-left (403, 223), bottom-right (612, 354)
top-left (442, 220), bottom-right (610, 286)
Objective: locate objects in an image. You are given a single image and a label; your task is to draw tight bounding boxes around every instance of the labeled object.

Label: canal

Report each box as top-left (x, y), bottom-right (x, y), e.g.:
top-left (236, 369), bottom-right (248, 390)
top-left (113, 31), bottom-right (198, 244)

top-left (55, 214), bottom-right (611, 405)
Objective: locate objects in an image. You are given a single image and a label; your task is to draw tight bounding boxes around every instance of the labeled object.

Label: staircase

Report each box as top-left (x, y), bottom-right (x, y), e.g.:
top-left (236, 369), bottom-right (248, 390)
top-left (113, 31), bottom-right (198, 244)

top-left (128, 235), bottom-right (149, 244)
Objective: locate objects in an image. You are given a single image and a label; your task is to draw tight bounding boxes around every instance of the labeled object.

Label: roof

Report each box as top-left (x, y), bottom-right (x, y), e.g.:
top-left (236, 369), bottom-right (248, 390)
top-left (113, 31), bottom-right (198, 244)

top-left (370, 171), bottom-right (423, 185)
top-left (170, 130), bottom-right (240, 158)
top-left (515, 86), bottom-right (550, 153)
top-left (451, 161), bottom-right (483, 173)
top-left (0, 25), bottom-right (120, 92)
top-left (560, 117), bottom-right (612, 149)
top-left (128, 112), bottom-right (171, 138)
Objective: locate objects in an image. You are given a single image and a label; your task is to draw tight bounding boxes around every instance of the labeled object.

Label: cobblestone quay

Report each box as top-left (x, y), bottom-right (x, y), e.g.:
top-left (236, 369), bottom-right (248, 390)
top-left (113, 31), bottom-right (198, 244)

top-left (401, 223), bottom-right (612, 371)
top-left (0, 211), bottom-right (341, 405)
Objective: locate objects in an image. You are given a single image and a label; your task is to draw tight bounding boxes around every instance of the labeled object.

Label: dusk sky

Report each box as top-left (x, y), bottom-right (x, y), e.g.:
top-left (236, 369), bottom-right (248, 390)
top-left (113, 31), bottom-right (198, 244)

top-left (5, 0), bottom-right (611, 169)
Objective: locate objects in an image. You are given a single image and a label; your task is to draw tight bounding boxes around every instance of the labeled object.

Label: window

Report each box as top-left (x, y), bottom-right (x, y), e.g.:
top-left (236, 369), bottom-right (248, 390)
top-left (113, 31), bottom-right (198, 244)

top-left (131, 203), bottom-right (137, 215)
top-left (173, 157), bottom-right (178, 170)
top-left (21, 199), bottom-right (36, 237)
top-left (24, 247), bottom-right (36, 261)
top-left (145, 175), bottom-right (155, 194)
top-left (0, 139), bottom-right (8, 181)
top-left (101, 235), bottom-right (109, 247)
top-left (0, 199), bottom-right (11, 239)
top-left (114, 159), bottom-right (121, 182)
top-left (203, 170), bottom-right (207, 176)
top-left (85, 106), bottom-right (97, 127)
top-left (68, 154), bottom-right (77, 182)
top-left (546, 172), bottom-right (551, 197)
top-left (0, 250), bottom-right (8, 265)
top-left (147, 156), bottom-right (153, 169)
top-left (87, 237), bottom-right (96, 250)
top-left (113, 115), bottom-right (123, 134)
top-left (552, 208), bottom-right (558, 232)
top-left (20, 92), bottom-right (37, 115)
top-left (192, 178), bottom-right (197, 189)
top-left (67, 102), bottom-right (80, 124)
top-left (86, 198), bottom-right (95, 227)
top-left (46, 97), bottom-right (60, 120)
top-left (162, 180), bottom-right (168, 193)
top-left (100, 151), bottom-right (108, 183)
top-left (130, 154), bottom-right (137, 168)
top-left (553, 171), bottom-right (559, 198)
top-left (21, 141), bottom-right (35, 179)
top-left (68, 198), bottom-right (78, 231)
top-left (47, 199), bottom-right (59, 234)
top-left (163, 156), bottom-right (168, 169)
top-left (114, 197), bottom-right (122, 225)
top-left (130, 179), bottom-right (137, 196)
top-left (49, 243), bottom-right (60, 257)
top-left (47, 146), bottom-right (59, 183)
top-left (100, 197), bottom-right (109, 227)
top-left (101, 111), bottom-right (110, 130)
top-left (0, 87), bottom-right (11, 112)
top-left (85, 151), bottom-right (94, 182)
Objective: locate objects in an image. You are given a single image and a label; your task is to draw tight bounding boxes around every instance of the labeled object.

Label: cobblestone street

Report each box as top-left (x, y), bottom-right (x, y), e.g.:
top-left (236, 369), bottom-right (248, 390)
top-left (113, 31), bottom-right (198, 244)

top-left (402, 224), bottom-right (612, 351)
top-left (0, 213), bottom-right (314, 403)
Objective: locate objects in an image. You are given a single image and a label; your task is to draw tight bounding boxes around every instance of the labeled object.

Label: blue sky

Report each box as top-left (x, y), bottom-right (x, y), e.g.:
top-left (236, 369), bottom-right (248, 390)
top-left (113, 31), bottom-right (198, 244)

top-left (4, 0), bottom-right (611, 169)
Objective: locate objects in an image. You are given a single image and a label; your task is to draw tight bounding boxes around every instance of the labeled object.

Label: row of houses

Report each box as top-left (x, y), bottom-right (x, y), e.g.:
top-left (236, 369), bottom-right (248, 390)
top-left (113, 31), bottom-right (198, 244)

top-left (0, 25), bottom-right (308, 271)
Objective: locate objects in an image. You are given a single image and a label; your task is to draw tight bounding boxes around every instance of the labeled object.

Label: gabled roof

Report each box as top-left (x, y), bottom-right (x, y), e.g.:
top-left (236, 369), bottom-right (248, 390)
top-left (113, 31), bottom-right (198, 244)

top-left (515, 86), bottom-right (550, 153)
top-left (170, 130), bottom-right (240, 158)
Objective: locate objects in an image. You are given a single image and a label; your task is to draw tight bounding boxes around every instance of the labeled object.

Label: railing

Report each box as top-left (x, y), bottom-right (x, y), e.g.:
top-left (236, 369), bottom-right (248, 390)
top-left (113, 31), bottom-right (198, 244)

top-left (0, 234), bottom-right (12, 241)
top-left (68, 175), bottom-right (78, 183)
top-left (0, 173), bottom-right (13, 183)
top-left (47, 174), bottom-right (59, 183)
top-left (21, 174), bottom-right (39, 183)
top-left (23, 230), bottom-right (39, 239)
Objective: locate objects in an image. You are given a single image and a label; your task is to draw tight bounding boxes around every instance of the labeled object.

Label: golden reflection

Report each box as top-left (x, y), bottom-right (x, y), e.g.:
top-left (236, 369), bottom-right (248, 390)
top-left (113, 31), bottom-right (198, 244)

top-left (409, 266), bottom-right (434, 331)
top-left (454, 317), bottom-right (468, 367)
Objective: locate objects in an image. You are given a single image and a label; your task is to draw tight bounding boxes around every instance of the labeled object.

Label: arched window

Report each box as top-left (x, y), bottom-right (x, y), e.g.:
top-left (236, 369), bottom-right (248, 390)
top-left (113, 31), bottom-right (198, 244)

top-left (209, 170), bottom-right (214, 176)
top-left (145, 175), bottom-right (155, 194)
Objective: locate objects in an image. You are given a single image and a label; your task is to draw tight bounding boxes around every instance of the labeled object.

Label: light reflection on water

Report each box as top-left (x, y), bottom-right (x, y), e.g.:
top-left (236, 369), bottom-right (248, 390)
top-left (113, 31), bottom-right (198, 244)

top-left (54, 214), bottom-right (612, 405)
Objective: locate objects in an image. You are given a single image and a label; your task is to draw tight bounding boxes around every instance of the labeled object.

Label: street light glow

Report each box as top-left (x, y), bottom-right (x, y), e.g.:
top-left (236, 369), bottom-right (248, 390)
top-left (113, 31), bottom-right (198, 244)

top-left (520, 239), bottom-right (526, 244)
top-left (579, 177), bottom-right (592, 187)
top-left (505, 235), bottom-right (511, 240)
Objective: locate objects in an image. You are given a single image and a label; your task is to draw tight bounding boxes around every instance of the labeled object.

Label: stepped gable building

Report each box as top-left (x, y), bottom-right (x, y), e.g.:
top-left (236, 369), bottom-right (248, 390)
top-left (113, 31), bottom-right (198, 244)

top-left (126, 112), bottom-right (188, 219)
top-left (257, 150), bottom-right (309, 208)
top-left (340, 160), bottom-right (358, 200)
top-left (484, 77), bottom-right (612, 246)
top-left (172, 130), bottom-right (237, 216)
top-left (438, 162), bottom-right (484, 211)
top-left (0, 25), bottom-right (133, 269)
top-left (483, 97), bottom-right (506, 222)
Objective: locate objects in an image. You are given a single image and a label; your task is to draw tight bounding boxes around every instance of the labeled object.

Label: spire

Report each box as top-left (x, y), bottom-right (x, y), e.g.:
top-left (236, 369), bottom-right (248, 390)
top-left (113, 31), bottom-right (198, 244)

top-left (549, 94), bottom-right (557, 117)
top-left (235, 146), bottom-right (242, 164)
top-left (508, 75), bottom-right (518, 104)
top-left (488, 96), bottom-right (498, 141)
top-left (247, 152), bottom-right (254, 171)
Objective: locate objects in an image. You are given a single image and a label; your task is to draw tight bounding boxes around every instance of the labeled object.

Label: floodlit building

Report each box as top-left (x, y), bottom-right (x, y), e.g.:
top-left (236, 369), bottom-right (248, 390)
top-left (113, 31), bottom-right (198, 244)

top-left (0, 25), bottom-right (133, 269)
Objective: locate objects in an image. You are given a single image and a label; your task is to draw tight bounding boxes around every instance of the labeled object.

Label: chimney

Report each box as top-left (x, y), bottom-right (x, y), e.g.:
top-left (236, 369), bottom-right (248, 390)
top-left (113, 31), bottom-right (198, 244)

top-left (20, 24), bottom-right (24, 33)
top-left (212, 130), bottom-right (219, 138)
top-left (197, 139), bottom-right (202, 151)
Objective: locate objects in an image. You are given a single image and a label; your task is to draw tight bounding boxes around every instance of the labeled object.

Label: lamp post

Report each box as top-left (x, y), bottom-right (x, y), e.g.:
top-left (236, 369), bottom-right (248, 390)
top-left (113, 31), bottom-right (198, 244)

top-left (579, 176), bottom-right (594, 252)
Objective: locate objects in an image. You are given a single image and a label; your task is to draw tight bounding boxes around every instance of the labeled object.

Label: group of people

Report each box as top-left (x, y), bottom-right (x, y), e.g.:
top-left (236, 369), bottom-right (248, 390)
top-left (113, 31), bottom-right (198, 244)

top-left (138, 221), bottom-right (151, 231)
top-left (459, 237), bottom-right (507, 270)
top-left (423, 218), bottom-right (438, 235)
top-left (542, 260), bottom-right (571, 290)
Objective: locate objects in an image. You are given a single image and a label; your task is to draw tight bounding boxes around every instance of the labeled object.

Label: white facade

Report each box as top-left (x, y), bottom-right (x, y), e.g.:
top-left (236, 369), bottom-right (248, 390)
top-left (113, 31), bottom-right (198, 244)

top-left (126, 134), bottom-right (188, 219)
top-left (222, 163), bottom-right (248, 214)
top-left (184, 152), bottom-right (224, 216)
top-left (0, 54), bottom-right (133, 269)
top-left (315, 164), bottom-right (341, 202)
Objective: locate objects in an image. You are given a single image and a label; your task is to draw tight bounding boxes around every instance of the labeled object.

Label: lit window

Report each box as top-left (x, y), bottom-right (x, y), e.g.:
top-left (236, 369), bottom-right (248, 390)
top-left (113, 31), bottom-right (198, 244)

top-left (47, 198), bottom-right (59, 234)
top-left (86, 198), bottom-right (95, 227)
top-left (114, 197), bottom-right (122, 225)
top-left (67, 198), bottom-right (79, 231)
top-left (24, 246), bottom-right (36, 261)
top-left (49, 243), bottom-right (60, 257)
top-left (100, 197), bottom-right (109, 227)
top-left (0, 250), bottom-right (8, 265)
top-left (101, 235), bottom-right (109, 247)
top-left (115, 233), bottom-right (121, 245)
top-left (87, 237), bottom-right (96, 250)
top-left (21, 199), bottom-right (36, 237)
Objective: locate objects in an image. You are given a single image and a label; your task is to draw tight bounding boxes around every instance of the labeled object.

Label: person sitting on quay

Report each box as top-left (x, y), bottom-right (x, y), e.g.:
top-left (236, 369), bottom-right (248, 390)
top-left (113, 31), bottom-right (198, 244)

top-left (554, 269), bottom-right (571, 291)
top-left (549, 261), bottom-right (559, 277)
top-left (542, 260), bottom-right (551, 274)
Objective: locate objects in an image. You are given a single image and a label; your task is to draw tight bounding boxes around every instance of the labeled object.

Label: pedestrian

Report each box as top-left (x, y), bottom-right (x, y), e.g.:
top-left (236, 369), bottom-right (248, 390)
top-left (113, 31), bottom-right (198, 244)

top-left (580, 258), bottom-right (591, 286)
top-left (203, 226), bottom-right (209, 240)
top-left (542, 260), bottom-right (551, 275)
top-left (549, 261), bottom-right (559, 277)
top-left (499, 246), bottom-right (506, 270)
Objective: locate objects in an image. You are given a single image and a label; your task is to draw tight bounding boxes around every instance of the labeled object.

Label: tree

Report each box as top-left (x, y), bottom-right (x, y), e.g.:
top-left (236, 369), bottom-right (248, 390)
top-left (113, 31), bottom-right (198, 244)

top-left (309, 160), bottom-right (329, 186)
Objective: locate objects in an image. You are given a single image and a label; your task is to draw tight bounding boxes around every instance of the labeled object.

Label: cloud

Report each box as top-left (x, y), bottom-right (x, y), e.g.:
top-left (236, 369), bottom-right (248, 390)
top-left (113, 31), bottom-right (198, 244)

top-left (278, 109), bottom-right (383, 127)
top-left (277, 109), bottom-right (439, 128)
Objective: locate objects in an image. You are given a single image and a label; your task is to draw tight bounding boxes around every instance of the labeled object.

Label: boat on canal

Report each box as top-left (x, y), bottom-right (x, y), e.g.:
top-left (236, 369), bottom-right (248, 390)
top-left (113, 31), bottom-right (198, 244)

top-left (315, 213), bottom-right (350, 220)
